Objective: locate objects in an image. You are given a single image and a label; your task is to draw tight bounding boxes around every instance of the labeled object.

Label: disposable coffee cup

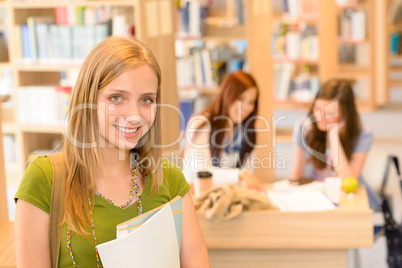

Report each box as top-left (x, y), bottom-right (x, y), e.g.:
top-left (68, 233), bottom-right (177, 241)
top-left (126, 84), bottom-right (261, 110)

top-left (194, 171), bottom-right (213, 197)
top-left (324, 177), bottom-right (342, 205)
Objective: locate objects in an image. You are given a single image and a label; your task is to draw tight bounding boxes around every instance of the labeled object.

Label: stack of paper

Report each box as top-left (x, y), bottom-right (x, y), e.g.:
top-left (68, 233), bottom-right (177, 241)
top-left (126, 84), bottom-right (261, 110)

top-left (97, 197), bottom-right (182, 268)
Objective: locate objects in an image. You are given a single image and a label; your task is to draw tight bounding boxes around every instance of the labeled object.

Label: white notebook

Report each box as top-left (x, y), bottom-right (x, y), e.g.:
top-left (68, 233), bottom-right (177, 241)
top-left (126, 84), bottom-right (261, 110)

top-left (97, 203), bottom-right (180, 268)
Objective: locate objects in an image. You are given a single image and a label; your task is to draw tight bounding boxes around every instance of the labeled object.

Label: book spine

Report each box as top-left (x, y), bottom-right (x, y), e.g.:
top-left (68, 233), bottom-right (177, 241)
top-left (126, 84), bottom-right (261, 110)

top-left (56, 7), bottom-right (69, 26)
top-left (20, 25), bottom-right (30, 60)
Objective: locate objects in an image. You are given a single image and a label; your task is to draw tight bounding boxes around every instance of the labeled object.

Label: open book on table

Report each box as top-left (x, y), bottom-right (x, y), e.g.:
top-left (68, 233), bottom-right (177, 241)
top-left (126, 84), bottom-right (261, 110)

top-left (97, 196), bottom-right (183, 268)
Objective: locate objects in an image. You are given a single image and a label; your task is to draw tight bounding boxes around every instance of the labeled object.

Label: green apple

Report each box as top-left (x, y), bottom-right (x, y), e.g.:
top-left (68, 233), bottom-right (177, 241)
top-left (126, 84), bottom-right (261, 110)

top-left (342, 177), bottom-right (359, 193)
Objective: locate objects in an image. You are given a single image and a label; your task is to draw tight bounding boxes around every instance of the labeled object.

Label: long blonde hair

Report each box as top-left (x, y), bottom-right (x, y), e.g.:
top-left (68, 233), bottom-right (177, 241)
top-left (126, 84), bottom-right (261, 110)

top-left (62, 36), bottom-right (163, 235)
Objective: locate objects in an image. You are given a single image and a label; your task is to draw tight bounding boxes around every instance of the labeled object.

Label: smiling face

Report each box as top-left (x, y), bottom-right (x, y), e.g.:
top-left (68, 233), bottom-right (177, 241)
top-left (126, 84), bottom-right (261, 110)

top-left (227, 87), bottom-right (258, 124)
top-left (313, 99), bottom-right (343, 132)
top-left (97, 65), bottom-right (158, 152)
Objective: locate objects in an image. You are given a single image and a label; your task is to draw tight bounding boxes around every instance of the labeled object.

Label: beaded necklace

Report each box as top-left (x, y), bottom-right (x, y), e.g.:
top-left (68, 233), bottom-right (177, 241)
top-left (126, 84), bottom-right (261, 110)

top-left (67, 152), bottom-right (144, 267)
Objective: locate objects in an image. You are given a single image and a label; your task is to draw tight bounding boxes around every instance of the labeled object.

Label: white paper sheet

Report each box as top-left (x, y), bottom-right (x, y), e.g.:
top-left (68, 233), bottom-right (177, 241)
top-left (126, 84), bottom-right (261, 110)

top-left (267, 190), bottom-right (336, 212)
top-left (97, 204), bottom-right (180, 268)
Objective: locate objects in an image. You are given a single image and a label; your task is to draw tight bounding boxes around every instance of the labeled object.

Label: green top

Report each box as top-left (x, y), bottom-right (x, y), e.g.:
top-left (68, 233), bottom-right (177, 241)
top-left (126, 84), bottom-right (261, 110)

top-left (15, 156), bottom-right (190, 268)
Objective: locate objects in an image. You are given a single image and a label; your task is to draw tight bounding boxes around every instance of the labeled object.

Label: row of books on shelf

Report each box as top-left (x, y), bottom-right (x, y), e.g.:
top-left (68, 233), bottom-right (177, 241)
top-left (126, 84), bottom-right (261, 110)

top-left (17, 85), bottom-right (71, 126)
top-left (273, 67), bottom-right (370, 103)
top-left (390, 31), bottom-right (402, 55)
top-left (176, 0), bottom-right (208, 37)
top-left (54, 6), bottom-right (127, 27)
top-left (271, 24), bottom-right (318, 60)
top-left (273, 63), bottom-right (319, 102)
top-left (17, 22), bottom-right (109, 63)
top-left (3, 134), bottom-right (16, 162)
top-left (338, 9), bottom-right (366, 41)
top-left (176, 43), bottom-right (246, 88)
top-left (176, 0), bottom-right (246, 38)
top-left (273, 0), bottom-right (319, 19)
top-left (16, 6), bottom-right (131, 63)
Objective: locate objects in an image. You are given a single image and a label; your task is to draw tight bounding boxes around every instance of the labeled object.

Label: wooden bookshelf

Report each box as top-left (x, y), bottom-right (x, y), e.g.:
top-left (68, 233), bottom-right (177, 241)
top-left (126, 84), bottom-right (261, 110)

top-left (274, 99), bottom-right (312, 110)
top-left (337, 65), bottom-right (371, 78)
top-left (389, 81), bottom-right (402, 88)
top-left (174, 0), bottom-right (389, 178)
top-left (0, 102), bottom-right (8, 228)
top-left (0, 5), bottom-right (181, 264)
top-left (271, 57), bottom-right (319, 64)
top-left (178, 85), bottom-right (219, 96)
top-left (14, 64), bottom-right (82, 72)
top-left (388, 23), bottom-right (402, 32)
top-left (390, 56), bottom-right (402, 61)
top-left (247, 0), bottom-right (275, 181)
top-left (272, 15), bottom-right (319, 24)
top-left (174, 2), bottom-right (247, 94)
top-left (334, 0), bottom-right (383, 110)
top-left (1, 0), bottom-right (180, 182)
top-left (386, 0), bottom-right (402, 103)
top-left (269, 0), bottom-right (337, 110)
top-left (20, 125), bottom-right (65, 134)
top-left (175, 34), bottom-right (245, 42)
top-left (174, 0), bottom-right (275, 180)
top-left (0, 88), bottom-right (16, 268)
top-left (336, 3), bottom-right (369, 9)
top-left (337, 38), bottom-right (369, 44)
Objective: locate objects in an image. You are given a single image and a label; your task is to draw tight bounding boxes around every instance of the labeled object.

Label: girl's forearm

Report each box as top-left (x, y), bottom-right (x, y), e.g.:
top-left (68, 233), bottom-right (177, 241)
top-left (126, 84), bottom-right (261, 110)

top-left (328, 131), bottom-right (353, 178)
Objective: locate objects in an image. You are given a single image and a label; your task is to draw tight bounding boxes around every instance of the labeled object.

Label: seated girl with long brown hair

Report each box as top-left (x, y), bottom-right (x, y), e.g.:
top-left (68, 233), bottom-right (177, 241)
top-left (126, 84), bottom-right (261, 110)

top-left (183, 70), bottom-right (263, 191)
top-left (291, 78), bottom-right (381, 210)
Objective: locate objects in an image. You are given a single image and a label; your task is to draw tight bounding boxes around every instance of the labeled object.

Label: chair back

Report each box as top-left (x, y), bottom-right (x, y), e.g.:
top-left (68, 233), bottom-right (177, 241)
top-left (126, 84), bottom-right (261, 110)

top-left (362, 151), bottom-right (401, 196)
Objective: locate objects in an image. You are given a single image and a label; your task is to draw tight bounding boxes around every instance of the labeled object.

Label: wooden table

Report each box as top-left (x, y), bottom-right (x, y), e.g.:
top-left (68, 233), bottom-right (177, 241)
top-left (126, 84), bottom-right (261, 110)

top-left (197, 186), bottom-right (373, 268)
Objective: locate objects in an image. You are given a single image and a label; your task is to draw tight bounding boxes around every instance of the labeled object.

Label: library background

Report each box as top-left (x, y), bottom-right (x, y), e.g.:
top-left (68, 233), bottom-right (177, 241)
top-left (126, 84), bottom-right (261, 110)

top-left (0, 0), bottom-right (402, 267)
